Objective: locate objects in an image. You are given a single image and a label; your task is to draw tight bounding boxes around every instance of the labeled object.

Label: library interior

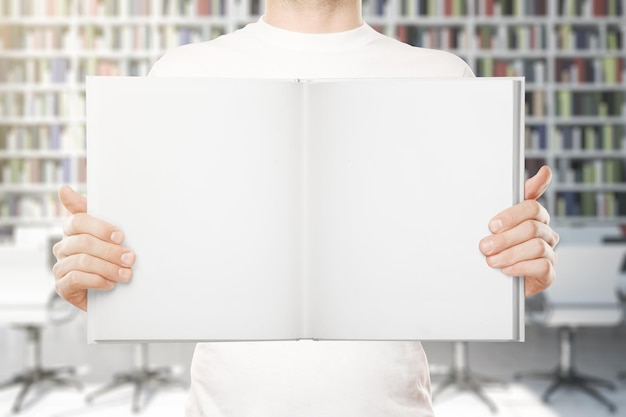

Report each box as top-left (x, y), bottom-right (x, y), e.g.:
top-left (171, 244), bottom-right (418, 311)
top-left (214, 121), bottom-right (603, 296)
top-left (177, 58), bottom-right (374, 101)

top-left (1, 0), bottom-right (626, 416)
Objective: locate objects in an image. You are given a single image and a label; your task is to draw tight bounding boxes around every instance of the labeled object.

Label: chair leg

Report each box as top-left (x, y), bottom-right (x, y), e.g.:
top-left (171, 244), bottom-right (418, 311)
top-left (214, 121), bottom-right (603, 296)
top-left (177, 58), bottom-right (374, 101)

top-left (516, 327), bottom-right (618, 413)
top-left (432, 341), bottom-right (503, 414)
top-left (0, 326), bottom-right (83, 413)
top-left (86, 344), bottom-right (187, 413)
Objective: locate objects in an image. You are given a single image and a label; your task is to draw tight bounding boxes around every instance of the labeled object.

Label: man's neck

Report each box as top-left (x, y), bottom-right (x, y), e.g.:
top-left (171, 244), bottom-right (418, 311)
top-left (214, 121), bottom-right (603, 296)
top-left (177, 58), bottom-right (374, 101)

top-left (264, 0), bottom-right (362, 33)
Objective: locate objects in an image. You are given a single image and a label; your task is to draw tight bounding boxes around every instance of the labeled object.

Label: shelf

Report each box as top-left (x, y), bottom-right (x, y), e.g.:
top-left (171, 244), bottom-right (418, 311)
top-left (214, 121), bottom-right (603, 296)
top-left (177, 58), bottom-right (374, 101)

top-left (473, 50), bottom-right (549, 58)
top-left (554, 151), bottom-right (626, 159)
top-left (0, 150), bottom-right (87, 159)
top-left (0, 118), bottom-right (85, 126)
top-left (554, 184), bottom-right (626, 192)
top-left (553, 84), bottom-right (626, 92)
top-left (0, 183), bottom-right (86, 193)
top-left (0, 217), bottom-right (66, 227)
top-left (552, 117), bottom-right (626, 126)
top-left (553, 51), bottom-right (625, 58)
top-left (0, 84), bottom-right (86, 93)
top-left (1, 50), bottom-right (157, 59)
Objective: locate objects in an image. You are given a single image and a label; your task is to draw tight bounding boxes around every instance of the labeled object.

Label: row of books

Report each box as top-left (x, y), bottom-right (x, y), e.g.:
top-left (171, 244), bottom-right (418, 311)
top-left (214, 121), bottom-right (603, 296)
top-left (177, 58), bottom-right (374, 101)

top-left (0, 0), bottom-right (71, 17)
top-left (396, 0), bottom-right (554, 17)
top-left (475, 24), bottom-right (547, 50)
top-left (159, 25), bottom-right (225, 49)
top-left (397, 0), bottom-right (469, 16)
top-left (162, 0), bottom-right (228, 16)
top-left (79, 25), bottom-right (153, 50)
top-left (475, 57), bottom-right (545, 82)
top-left (0, 58), bottom-right (148, 83)
top-left (524, 94), bottom-right (626, 123)
top-left (1, 157), bottom-right (86, 185)
top-left (525, 91), bottom-right (546, 117)
top-left (558, 0), bottom-right (624, 17)
top-left (81, 25), bottom-right (222, 51)
top-left (556, 159), bottom-right (625, 184)
top-left (556, 57), bottom-right (625, 84)
top-left (556, 24), bottom-right (622, 51)
top-left (396, 26), bottom-right (469, 50)
top-left (0, 58), bottom-right (71, 84)
top-left (556, 192), bottom-right (626, 218)
top-left (0, 0), bottom-right (232, 17)
top-left (2, 0), bottom-right (622, 18)
top-left (0, 26), bottom-right (68, 50)
top-left (1, 126), bottom-right (86, 153)
top-left (480, 0), bottom-right (547, 16)
top-left (0, 91), bottom-right (83, 119)
top-left (555, 91), bottom-right (625, 117)
top-left (525, 125), bottom-right (625, 152)
top-left (1, 25), bottom-right (225, 52)
top-left (0, 193), bottom-right (66, 221)
top-left (397, 0), bottom-right (622, 17)
top-left (83, 0), bottom-right (229, 18)
top-left (396, 25), bottom-right (549, 51)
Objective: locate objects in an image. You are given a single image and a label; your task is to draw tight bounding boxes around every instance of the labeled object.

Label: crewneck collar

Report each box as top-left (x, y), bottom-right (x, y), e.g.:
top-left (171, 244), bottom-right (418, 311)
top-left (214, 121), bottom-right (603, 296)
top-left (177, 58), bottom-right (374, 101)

top-left (247, 16), bottom-right (377, 51)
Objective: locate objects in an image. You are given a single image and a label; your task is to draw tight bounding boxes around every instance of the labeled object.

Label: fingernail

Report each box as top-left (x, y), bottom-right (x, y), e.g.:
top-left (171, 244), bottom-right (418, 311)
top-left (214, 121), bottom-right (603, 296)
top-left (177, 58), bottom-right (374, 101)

top-left (480, 238), bottom-right (494, 254)
top-left (489, 218), bottom-right (503, 233)
top-left (487, 254), bottom-right (501, 267)
top-left (121, 252), bottom-right (135, 266)
top-left (111, 231), bottom-right (124, 244)
top-left (118, 268), bottom-right (132, 282)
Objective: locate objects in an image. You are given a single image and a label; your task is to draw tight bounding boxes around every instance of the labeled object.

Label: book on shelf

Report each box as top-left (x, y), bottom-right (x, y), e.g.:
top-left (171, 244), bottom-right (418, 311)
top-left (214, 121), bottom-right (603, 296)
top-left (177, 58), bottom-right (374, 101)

top-left (86, 76), bottom-right (525, 343)
top-left (558, 0), bottom-right (623, 16)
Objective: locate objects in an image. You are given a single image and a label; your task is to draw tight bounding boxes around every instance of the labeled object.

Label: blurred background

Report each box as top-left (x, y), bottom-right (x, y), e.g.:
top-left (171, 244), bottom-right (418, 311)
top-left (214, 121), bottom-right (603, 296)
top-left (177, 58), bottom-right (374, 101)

top-left (0, 0), bottom-right (625, 416)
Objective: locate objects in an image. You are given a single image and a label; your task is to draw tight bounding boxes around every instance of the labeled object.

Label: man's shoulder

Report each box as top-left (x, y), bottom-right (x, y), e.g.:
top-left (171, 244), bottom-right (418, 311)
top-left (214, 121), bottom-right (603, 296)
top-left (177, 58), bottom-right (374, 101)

top-left (368, 30), bottom-right (473, 77)
top-left (148, 29), bottom-right (252, 77)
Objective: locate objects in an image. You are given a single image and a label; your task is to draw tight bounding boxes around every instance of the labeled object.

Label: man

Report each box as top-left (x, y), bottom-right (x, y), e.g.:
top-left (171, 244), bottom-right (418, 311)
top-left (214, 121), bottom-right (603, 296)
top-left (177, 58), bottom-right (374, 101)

top-left (52, 0), bottom-right (559, 415)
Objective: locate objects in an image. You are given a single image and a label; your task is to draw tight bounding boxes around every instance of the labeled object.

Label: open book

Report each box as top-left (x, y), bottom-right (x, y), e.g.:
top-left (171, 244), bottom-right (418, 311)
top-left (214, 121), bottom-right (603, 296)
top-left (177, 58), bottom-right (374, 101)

top-left (86, 76), bottom-right (524, 343)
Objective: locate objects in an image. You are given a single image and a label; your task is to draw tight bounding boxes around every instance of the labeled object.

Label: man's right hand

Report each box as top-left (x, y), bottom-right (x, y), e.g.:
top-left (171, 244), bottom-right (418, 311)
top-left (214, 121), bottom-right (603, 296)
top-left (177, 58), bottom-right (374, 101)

top-left (52, 186), bottom-right (135, 311)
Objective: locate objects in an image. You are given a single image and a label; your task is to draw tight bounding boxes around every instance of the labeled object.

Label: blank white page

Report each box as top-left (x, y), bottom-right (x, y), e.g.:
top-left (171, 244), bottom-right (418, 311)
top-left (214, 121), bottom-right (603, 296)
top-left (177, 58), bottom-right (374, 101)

top-left (304, 78), bottom-right (524, 340)
top-left (87, 77), bottom-right (304, 342)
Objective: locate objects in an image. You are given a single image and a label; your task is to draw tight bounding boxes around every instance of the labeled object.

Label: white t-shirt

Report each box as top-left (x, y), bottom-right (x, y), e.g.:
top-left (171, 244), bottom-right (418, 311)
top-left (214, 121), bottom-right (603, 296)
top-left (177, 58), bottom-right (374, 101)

top-left (149, 17), bottom-right (474, 417)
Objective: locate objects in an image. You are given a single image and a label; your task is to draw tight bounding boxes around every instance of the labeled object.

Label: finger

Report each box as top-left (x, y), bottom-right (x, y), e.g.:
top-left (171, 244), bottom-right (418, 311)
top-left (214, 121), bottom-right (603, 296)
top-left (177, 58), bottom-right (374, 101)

top-left (485, 237), bottom-right (556, 270)
top-left (59, 185), bottom-right (87, 215)
top-left (62, 212), bottom-right (125, 245)
top-left (497, 258), bottom-right (556, 297)
top-left (524, 165), bottom-right (552, 201)
top-left (53, 234), bottom-right (135, 267)
top-left (488, 200), bottom-right (550, 234)
top-left (53, 253), bottom-right (133, 284)
top-left (55, 271), bottom-right (117, 311)
top-left (56, 270), bottom-right (117, 292)
top-left (480, 220), bottom-right (559, 256)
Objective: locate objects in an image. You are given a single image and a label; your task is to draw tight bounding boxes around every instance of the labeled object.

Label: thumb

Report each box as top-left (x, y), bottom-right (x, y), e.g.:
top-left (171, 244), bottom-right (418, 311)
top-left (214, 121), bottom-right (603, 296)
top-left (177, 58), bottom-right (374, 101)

top-left (524, 165), bottom-right (552, 201)
top-left (59, 186), bottom-right (87, 215)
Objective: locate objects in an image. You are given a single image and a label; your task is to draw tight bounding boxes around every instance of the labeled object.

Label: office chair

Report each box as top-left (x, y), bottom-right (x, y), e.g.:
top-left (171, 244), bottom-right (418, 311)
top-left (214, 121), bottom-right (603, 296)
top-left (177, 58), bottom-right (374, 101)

top-left (0, 246), bottom-right (82, 413)
top-left (85, 343), bottom-right (188, 413)
top-left (515, 245), bottom-right (625, 413)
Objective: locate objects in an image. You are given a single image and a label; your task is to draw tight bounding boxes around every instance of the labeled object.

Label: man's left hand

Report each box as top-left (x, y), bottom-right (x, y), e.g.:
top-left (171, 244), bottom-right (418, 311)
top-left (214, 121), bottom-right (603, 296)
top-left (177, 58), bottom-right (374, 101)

top-left (479, 165), bottom-right (560, 297)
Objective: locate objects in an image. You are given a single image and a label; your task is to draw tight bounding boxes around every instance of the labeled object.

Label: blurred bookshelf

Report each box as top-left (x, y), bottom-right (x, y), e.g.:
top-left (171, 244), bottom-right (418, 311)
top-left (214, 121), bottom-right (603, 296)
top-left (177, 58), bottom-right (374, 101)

top-left (0, 0), bottom-right (625, 242)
